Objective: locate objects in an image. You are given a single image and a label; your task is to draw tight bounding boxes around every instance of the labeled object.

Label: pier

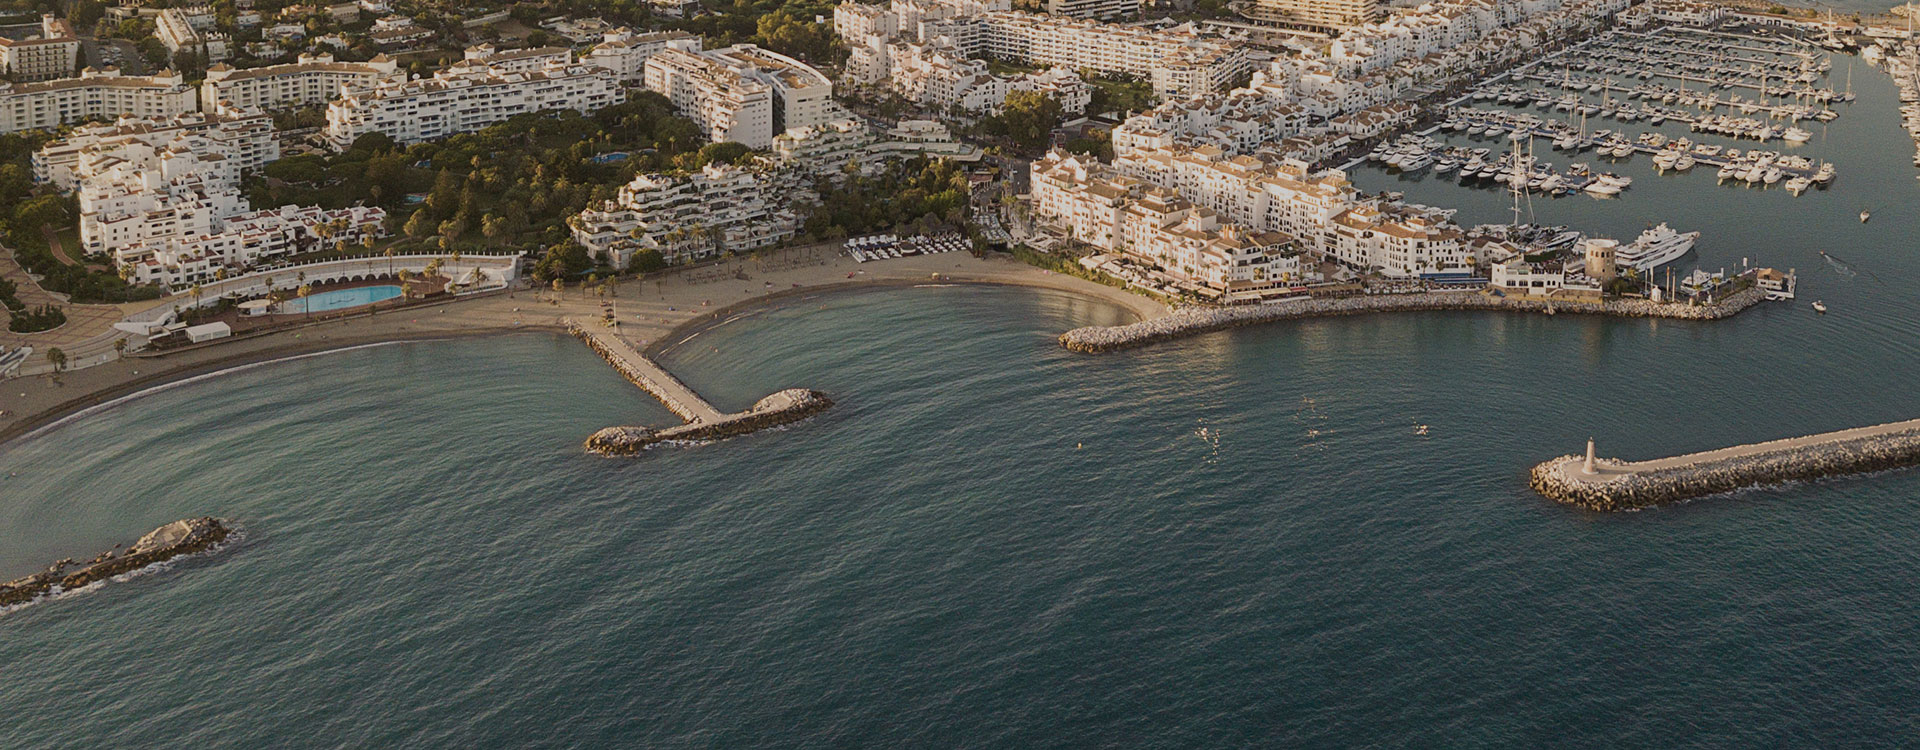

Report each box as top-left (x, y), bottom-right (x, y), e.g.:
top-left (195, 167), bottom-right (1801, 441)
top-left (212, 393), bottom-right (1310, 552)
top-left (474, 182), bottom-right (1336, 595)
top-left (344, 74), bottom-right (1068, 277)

top-left (565, 319), bottom-right (833, 453)
top-left (1531, 419), bottom-right (1920, 511)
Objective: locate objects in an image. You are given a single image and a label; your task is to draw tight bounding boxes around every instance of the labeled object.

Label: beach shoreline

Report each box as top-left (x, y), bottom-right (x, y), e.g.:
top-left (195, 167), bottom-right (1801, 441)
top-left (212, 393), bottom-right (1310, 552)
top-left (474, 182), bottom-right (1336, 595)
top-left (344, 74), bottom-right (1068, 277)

top-left (0, 251), bottom-right (1163, 449)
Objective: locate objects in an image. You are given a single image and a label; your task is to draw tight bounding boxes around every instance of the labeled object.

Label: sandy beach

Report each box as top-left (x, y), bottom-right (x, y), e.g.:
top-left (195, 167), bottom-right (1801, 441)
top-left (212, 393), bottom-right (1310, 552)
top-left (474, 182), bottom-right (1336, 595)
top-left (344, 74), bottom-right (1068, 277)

top-left (0, 248), bottom-right (1165, 447)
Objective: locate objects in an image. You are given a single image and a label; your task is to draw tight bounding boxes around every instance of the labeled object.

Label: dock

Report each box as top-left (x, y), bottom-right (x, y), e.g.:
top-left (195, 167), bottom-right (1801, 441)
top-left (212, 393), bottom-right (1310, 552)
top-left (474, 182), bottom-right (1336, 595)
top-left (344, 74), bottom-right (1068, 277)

top-left (565, 319), bottom-right (832, 453)
top-left (1530, 419), bottom-right (1920, 511)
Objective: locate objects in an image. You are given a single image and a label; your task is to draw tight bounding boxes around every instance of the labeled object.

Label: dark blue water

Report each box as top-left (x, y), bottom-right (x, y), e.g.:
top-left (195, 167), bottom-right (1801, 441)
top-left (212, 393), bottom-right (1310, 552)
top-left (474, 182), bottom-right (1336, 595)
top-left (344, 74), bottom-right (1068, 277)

top-left (6, 49), bottom-right (1920, 748)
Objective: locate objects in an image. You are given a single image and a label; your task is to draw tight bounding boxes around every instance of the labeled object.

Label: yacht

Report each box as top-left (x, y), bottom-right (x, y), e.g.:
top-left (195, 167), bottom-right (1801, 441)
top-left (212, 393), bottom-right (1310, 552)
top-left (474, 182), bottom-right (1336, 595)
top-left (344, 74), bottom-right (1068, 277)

top-left (1673, 154), bottom-right (1697, 171)
top-left (1783, 126), bottom-right (1813, 143)
top-left (1615, 223), bottom-right (1700, 270)
top-left (1785, 175), bottom-right (1813, 194)
top-left (1597, 173), bottom-right (1632, 188)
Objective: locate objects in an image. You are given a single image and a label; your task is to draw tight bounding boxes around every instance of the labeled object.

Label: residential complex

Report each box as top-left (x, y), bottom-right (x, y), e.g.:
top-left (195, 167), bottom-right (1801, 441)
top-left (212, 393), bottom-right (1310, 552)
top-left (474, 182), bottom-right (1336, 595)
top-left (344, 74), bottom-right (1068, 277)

top-left (156, 6), bottom-right (231, 63)
top-left (857, 39), bottom-right (1091, 115)
top-left (1043, 0), bottom-right (1138, 21)
top-left (0, 68), bottom-right (198, 135)
top-left (324, 57), bottom-right (619, 148)
top-left (842, 4), bottom-right (1250, 99)
top-left (0, 15), bottom-right (79, 82)
top-left (642, 44), bottom-right (835, 148)
top-left (1030, 151), bottom-right (1306, 300)
top-left (1242, 0), bottom-right (1384, 32)
top-left (571, 163), bottom-right (799, 268)
top-left (55, 114), bottom-right (383, 287)
top-left (33, 110), bottom-right (278, 190)
top-left (202, 52), bottom-right (403, 113)
top-left (585, 29), bottom-right (703, 85)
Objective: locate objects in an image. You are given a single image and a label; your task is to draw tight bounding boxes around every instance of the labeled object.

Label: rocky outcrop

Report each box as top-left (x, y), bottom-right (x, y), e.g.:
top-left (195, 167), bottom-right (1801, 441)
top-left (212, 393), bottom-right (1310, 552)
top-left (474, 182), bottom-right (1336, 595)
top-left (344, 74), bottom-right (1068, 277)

top-left (1, 517), bottom-right (231, 608)
top-left (1060, 288), bottom-right (1768, 354)
top-left (584, 389), bottom-right (835, 455)
top-left (1530, 425), bottom-right (1920, 511)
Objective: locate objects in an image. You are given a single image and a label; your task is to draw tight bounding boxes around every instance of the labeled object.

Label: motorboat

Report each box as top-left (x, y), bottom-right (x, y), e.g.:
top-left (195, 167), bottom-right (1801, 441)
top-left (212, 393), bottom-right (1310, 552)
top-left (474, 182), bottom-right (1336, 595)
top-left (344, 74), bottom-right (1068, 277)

top-left (1615, 223), bottom-right (1700, 270)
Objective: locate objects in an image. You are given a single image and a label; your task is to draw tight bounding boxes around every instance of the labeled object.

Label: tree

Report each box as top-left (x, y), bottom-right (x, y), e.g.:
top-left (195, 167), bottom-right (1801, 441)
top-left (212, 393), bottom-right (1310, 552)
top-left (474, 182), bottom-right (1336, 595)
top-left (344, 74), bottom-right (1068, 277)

top-left (45, 347), bottom-right (66, 372)
top-left (404, 209), bottom-right (432, 241)
top-left (695, 141), bottom-right (754, 167)
top-left (297, 283), bottom-right (313, 319)
top-left (998, 91), bottom-right (1064, 152)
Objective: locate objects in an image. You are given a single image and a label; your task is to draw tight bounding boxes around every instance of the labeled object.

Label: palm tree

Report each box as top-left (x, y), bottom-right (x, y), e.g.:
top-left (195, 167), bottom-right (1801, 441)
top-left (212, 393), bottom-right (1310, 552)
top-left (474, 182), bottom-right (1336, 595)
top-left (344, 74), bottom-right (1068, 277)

top-left (46, 347), bottom-right (66, 373)
top-left (189, 283), bottom-right (203, 310)
top-left (297, 284), bottom-right (313, 319)
top-left (398, 269), bottom-right (415, 300)
top-left (385, 247), bottom-right (396, 278)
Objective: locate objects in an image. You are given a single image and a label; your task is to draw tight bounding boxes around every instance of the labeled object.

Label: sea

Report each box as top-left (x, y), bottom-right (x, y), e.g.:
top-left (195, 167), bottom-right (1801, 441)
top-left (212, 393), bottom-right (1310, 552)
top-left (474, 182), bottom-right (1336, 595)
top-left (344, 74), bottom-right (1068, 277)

top-left (6, 44), bottom-right (1920, 748)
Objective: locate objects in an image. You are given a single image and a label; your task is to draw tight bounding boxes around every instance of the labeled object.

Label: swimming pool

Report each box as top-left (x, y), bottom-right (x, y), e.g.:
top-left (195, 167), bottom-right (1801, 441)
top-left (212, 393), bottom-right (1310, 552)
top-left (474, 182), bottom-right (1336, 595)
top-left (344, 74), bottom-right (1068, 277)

top-left (274, 285), bottom-right (403, 314)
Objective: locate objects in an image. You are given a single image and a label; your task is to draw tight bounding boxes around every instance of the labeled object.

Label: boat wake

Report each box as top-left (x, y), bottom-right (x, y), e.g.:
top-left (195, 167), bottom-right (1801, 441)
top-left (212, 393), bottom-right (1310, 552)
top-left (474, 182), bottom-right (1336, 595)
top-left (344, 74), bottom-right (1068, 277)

top-left (1820, 251), bottom-right (1874, 281)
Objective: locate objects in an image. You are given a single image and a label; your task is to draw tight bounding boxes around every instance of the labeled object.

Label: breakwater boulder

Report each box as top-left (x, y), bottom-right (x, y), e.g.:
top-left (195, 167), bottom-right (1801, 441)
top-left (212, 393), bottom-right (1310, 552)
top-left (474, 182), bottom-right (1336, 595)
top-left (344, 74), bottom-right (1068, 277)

top-left (1530, 424), bottom-right (1920, 511)
top-left (584, 389), bottom-right (835, 455)
top-left (1, 517), bottom-right (232, 608)
top-left (1060, 288), bottom-right (1767, 354)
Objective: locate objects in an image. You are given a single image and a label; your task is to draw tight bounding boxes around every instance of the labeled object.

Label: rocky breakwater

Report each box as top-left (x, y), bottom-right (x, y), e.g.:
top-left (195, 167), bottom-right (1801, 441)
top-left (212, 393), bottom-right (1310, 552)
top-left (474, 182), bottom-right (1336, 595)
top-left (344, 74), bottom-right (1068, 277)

top-left (1, 517), bottom-right (232, 609)
top-left (1531, 420), bottom-right (1920, 511)
top-left (1060, 288), bottom-right (1767, 353)
top-left (586, 389), bottom-right (836, 455)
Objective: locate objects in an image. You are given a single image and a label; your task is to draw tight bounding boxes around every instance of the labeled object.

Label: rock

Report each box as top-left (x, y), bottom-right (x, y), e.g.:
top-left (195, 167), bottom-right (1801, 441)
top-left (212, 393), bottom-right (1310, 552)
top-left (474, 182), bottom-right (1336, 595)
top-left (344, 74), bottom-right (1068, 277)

top-left (2, 518), bottom-right (231, 610)
top-left (585, 425), bottom-right (659, 455)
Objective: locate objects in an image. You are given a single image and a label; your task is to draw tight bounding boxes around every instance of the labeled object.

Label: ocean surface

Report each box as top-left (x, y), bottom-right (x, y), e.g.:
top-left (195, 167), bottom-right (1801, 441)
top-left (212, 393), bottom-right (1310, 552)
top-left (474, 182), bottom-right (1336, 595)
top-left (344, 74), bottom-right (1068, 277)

top-left (8, 48), bottom-right (1920, 747)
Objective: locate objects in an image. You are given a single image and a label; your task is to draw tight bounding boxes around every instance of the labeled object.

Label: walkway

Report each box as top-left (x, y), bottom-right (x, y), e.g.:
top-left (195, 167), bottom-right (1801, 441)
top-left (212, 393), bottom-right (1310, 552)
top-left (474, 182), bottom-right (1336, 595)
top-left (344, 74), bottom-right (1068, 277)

top-left (1551, 416), bottom-right (1920, 487)
top-left (568, 321), bottom-right (726, 424)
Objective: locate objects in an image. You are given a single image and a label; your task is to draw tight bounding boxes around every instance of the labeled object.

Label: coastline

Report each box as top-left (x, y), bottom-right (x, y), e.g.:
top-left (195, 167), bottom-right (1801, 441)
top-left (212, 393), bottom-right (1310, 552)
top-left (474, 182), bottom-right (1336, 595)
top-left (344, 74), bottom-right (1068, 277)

top-left (0, 250), bottom-right (1162, 448)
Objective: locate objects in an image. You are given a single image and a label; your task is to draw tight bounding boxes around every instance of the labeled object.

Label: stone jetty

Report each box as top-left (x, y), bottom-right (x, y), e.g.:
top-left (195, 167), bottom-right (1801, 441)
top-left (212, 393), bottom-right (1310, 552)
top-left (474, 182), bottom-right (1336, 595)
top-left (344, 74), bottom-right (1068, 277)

top-left (1, 517), bottom-right (232, 608)
top-left (1059, 288), bottom-right (1766, 353)
top-left (1531, 420), bottom-right (1920, 511)
top-left (565, 320), bottom-right (833, 454)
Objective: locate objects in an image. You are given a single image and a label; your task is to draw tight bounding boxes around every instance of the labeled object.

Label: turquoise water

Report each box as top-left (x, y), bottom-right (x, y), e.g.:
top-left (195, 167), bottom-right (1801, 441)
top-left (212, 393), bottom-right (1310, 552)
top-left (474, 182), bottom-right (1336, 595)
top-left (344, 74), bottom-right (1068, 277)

top-left (275, 285), bottom-right (403, 315)
top-left (5, 49), bottom-right (1920, 745)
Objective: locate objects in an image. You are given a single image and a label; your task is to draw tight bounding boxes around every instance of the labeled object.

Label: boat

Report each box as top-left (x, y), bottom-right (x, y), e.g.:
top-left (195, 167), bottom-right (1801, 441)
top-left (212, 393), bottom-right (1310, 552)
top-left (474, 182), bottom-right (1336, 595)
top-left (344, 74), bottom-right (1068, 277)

top-left (1717, 163), bottom-right (1739, 181)
top-left (1783, 126), bottom-right (1813, 143)
top-left (1785, 176), bottom-right (1812, 194)
top-left (1861, 209), bottom-right (1872, 223)
top-left (1597, 173), bottom-right (1632, 188)
top-left (1615, 223), bottom-right (1700, 270)
top-left (1812, 300), bottom-right (1828, 313)
top-left (1674, 155), bottom-right (1696, 171)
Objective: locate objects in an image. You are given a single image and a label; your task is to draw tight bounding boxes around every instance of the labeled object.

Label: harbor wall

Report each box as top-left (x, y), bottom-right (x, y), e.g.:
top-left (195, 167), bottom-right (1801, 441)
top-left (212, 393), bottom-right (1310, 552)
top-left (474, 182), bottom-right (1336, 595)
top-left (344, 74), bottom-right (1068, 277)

top-left (585, 389), bottom-right (834, 455)
top-left (1059, 288), bottom-right (1767, 354)
top-left (1530, 423), bottom-right (1920, 511)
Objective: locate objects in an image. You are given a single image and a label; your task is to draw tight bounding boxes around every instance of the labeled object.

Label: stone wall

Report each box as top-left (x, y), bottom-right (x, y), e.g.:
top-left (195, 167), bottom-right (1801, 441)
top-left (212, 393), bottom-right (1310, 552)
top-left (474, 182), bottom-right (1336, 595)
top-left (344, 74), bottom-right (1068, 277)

top-left (586, 389), bottom-right (835, 455)
top-left (1059, 288), bottom-right (1768, 353)
top-left (1530, 426), bottom-right (1920, 511)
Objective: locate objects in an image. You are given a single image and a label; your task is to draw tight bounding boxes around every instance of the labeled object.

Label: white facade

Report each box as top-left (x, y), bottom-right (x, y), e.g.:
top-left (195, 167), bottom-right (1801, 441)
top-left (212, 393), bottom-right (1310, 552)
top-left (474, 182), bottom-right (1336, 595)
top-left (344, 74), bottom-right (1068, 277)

top-left (34, 109), bottom-right (278, 190)
top-left (0, 15), bottom-right (80, 82)
top-left (324, 59), bottom-right (619, 149)
top-left (879, 40), bottom-right (1091, 115)
top-left (201, 52), bottom-right (403, 113)
top-left (1045, 0), bottom-right (1137, 20)
top-left (0, 68), bottom-right (199, 135)
top-left (1030, 151), bottom-right (1304, 298)
top-left (584, 29), bottom-right (703, 85)
top-left (571, 163), bottom-right (799, 267)
top-left (156, 7), bottom-right (230, 62)
top-left (642, 44), bottom-right (834, 148)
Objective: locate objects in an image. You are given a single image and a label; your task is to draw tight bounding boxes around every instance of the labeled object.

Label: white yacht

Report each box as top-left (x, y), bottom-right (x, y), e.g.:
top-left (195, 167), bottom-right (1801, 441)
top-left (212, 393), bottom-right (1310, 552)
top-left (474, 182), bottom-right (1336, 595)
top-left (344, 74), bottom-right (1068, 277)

top-left (1783, 126), bottom-right (1813, 143)
top-left (1615, 223), bottom-right (1700, 270)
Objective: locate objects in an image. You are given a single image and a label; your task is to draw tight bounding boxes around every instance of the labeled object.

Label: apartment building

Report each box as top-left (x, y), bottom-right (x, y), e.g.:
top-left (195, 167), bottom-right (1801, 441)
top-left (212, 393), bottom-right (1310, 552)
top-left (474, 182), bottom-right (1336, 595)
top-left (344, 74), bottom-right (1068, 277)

top-left (156, 7), bottom-right (231, 62)
top-left (115, 203), bottom-right (386, 286)
top-left (1029, 151), bottom-right (1304, 299)
top-left (642, 44), bottom-right (834, 148)
top-left (324, 60), bottom-right (619, 148)
top-left (1242, 0), bottom-right (1384, 31)
top-left (0, 68), bottom-right (199, 135)
top-left (878, 40), bottom-right (1090, 115)
top-left (201, 52), bottom-right (403, 113)
top-left (461, 44), bottom-right (573, 74)
top-left (0, 15), bottom-right (80, 82)
top-left (584, 29), bottom-right (703, 85)
top-left (1106, 144), bottom-right (1473, 277)
top-left (571, 163), bottom-right (799, 267)
top-left (1044, 0), bottom-right (1137, 21)
top-left (34, 109), bottom-right (278, 190)
top-left (925, 11), bottom-right (1250, 98)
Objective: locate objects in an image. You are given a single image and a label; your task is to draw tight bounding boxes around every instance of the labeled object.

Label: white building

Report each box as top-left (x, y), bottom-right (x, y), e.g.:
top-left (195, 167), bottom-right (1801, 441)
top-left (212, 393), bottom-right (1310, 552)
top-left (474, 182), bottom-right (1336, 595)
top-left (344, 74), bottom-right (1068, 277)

top-left (584, 29), bottom-right (703, 85)
top-left (201, 52), bottom-right (403, 113)
top-left (1044, 0), bottom-right (1137, 21)
top-left (0, 68), bottom-right (199, 135)
top-left (876, 40), bottom-right (1091, 115)
top-left (1243, 0), bottom-right (1384, 31)
top-left (1029, 150), bottom-right (1304, 299)
top-left (324, 59), bottom-right (619, 148)
top-left (156, 7), bottom-right (230, 63)
top-left (921, 11), bottom-right (1249, 98)
top-left (571, 163), bottom-right (799, 267)
top-left (642, 44), bottom-right (835, 148)
top-left (33, 109), bottom-right (278, 190)
top-left (0, 15), bottom-right (80, 82)
top-left (461, 43), bottom-right (573, 74)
